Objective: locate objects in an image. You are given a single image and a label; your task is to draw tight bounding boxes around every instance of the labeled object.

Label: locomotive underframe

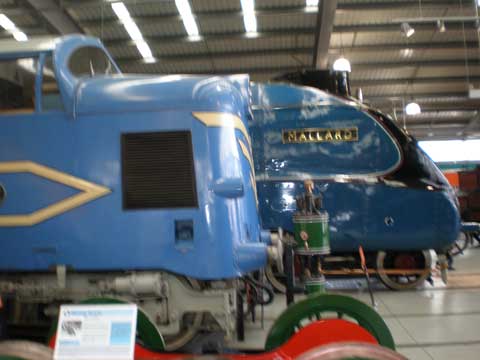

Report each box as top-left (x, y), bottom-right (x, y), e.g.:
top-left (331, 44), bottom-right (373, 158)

top-left (0, 270), bottom-right (238, 346)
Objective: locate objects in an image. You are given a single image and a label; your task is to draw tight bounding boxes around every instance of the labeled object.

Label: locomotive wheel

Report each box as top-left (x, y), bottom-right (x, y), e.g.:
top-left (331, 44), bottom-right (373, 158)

top-left (264, 293), bottom-right (395, 351)
top-left (0, 340), bottom-right (52, 360)
top-left (80, 298), bottom-right (204, 352)
top-left (47, 298), bottom-right (166, 351)
top-left (450, 232), bottom-right (471, 256)
top-left (376, 250), bottom-right (432, 290)
top-left (297, 342), bottom-right (407, 360)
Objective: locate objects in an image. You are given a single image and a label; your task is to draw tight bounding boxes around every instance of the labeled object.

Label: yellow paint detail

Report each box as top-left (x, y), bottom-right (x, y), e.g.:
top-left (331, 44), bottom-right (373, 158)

top-left (238, 139), bottom-right (258, 205)
top-left (237, 139), bottom-right (255, 175)
top-left (250, 172), bottom-right (258, 206)
top-left (192, 112), bottom-right (258, 205)
top-left (192, 112), bottom-right (252, 147)
top-left (0, 161), bottom-right (111, 227)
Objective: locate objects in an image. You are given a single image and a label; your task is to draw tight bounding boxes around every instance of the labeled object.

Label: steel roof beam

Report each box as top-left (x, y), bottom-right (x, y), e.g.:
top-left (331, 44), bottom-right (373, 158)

top-left (119, 64), bottom-right (304, 75)
top-left (65, 0), bottom-right (458, 13)
top-left (101, 24), bottom-right (479, 48)
top-left (114, 47), bottom-right (313, 63)
top-left (331, 41), bottom-right (479, 52)
top-left (334, 21), bottom-right (478, 33)
top-left (313, 0), bottom-right (338, 69)
top-left (24, 0), bottom-right (82, 34)
top-left (352, 59), bottom-right (480, 69)
top-left (116, 54), bottom-right (480, 70)
top-left (103, 29), bottom-right (316, 47)
top-left (352, 76), bottom-right (480, 86)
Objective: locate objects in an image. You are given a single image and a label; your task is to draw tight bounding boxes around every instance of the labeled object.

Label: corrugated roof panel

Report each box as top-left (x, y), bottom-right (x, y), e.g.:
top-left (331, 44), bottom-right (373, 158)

top-left (127, 2), bottom-right (177, 17)
top-left (107, 45), bottom-right (138, 59)
top-left (350, 67), bottom-right (417, 81)
top-left (67, 5), bottom-right (109, 22)
top-left (417, 66), bottom-right (480, 78)
top-left (206, 34), bottom-right (314, 52)
top-left (256, 0), bottom-right (305, 8)
top-left (0, 0), bottom-right (15, 6)
top-left (260, 12), bottom-right (316, 30)
top-left (335, 6), bottom-right (470, 26)
top-left (329, 32), bottom-right (356, 48)
top-left (197, 17), bottom-right (245, 34)
top-left (85, 25), bottom-right (128, 41)
top-left (191, 0), bottom-right (240, 12)
top-left (213, 53), bottom-right (310, 71)
top-left (9, 13), bottom-right (39, 27)
top-left (135, 20), bottom-right (185, 37)
top-left (362, 82), bottom-right (468, 97)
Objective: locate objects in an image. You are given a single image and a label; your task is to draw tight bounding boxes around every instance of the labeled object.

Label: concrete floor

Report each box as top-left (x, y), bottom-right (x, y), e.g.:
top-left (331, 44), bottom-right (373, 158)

top-left (238, 246), bottom-right (480, 359)
top-left (385, 246), bottom-right (480, 360)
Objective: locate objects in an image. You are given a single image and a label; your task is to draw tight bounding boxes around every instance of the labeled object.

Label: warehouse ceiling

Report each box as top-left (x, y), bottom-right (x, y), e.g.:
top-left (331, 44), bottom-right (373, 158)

top-left (3, 0), bottom-right (480, 140)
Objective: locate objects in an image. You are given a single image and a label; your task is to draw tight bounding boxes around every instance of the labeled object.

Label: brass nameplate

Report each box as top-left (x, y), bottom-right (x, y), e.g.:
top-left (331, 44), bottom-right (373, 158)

top-left (282, 127), bottom-right (359, 144)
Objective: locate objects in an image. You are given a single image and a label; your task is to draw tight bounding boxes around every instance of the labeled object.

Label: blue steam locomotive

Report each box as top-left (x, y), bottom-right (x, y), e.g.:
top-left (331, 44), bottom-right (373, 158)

top-left (0, 35), bottom-right (459, 352)
top-left (250, 78), bottom-right (461, 289)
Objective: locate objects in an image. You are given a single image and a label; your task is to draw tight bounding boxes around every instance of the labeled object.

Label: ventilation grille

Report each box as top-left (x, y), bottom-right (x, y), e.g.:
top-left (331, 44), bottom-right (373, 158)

top-left (122, 131), bottom-right (198, 209)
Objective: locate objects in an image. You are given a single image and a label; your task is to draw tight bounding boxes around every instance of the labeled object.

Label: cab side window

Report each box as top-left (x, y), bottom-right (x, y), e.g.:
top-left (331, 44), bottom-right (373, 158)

top-left (42, 55), bottom-right (63, 111)
top-left (68, 47), bottom-right (117, 78)
top-left (0, 57), bottom-right (37, 114)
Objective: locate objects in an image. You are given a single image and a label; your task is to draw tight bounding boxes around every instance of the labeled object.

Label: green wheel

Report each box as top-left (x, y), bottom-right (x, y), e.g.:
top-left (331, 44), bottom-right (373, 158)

top-left (48, 297), bottom-right (165, 352)
top-left (265, 294), bottom-right (395, 351)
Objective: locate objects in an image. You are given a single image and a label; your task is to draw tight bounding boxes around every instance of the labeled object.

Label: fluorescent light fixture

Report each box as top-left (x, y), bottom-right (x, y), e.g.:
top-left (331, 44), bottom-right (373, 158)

top-left (0, 14), bottom-right (28, 42)
top-left (306, 0), bottom-right (319, 12)
top-left (175, 0), bottom-right (200, 40)
top-left (419, 140), bottom-right (480, 163)
top-left (111, 2), bottom-right (131, 21)
top-left (0, 14), bottom-right (15, 30)
top-left (122, 20), bottom-right (143, 41)
top-left (241, 0), bottom-right (257, 36)
top-left (400, 22), bottom-right (415, 38)
top-left (136, 40), bottom-right (155, 62)
top-left (333, 57), bottom-right (351, 72)
top-left (111, 2), bottom-right (155, 62)
top-left (13, 31), bottom-right (28, 42)
top-left (405, 102), bottom-right (421, 115)
top-left (436, 19), bottom-right (446, 33)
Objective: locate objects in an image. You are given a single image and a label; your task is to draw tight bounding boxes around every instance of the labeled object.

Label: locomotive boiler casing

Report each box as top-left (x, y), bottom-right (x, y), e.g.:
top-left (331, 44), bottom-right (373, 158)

top-left (0, 36), bottom-right (267, 279)
top-left (250, 83), bottom-right (461, 252)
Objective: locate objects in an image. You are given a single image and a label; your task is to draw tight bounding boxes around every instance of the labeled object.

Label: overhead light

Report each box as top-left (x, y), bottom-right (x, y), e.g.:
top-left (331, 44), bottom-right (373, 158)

top-left (241, 0), bottom-right (257, 36)
top-left (111, 2), bottom-right (156, 63)
top-left (13, 31), bottom-right (28, 42)
top-left (332, 57), bottom-right (351, 72)
top-left (0, 14), bottom-right (28, 41)
top-left (477, 0), bottom-right (480, 6)
top-left (175, 0), bottom-right (200, 40)
top-left (306, 0), bottom-right (319, 12)
top-left (436, 20), bottom-right (446, 33)
top-left (136, 40), bottom-right (154, 61)
top-left (405, 102), bottom-right (421, 115)
top-left (400, 22), bottom-right (415, 38)
top-left (401, 48), bottom-right (413, 58)
top-left (0, 14), bottom-right (15, 30)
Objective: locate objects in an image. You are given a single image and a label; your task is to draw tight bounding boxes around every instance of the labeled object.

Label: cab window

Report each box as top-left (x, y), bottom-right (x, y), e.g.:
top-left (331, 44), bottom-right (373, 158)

top-left (0, 57), bottom-right (37, 114)
top-left (68, 46), bottom-right (117, 78)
